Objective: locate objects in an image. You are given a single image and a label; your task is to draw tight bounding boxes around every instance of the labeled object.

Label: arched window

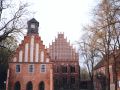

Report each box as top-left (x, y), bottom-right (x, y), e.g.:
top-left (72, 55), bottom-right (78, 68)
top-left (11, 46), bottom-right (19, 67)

top-left (14, 81), bottom-right (21, 90)
top-left (39, 81), bottom-right (45, 90)
top-left (26, 81), bottom-right (33, 90)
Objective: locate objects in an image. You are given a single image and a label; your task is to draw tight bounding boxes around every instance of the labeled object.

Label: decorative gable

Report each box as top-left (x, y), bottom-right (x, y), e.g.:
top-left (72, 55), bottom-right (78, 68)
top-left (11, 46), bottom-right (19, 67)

top-left (48, 33), bottom-right (79, 61)
top-left (11, 35), bottom-right (50, 63)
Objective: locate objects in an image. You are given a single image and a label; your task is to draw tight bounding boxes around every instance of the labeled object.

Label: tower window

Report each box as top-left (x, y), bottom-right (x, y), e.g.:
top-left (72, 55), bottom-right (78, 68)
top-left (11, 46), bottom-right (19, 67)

top-left (16, 65), bottom-right (20, 73)
top-left (40, 64), bottom-right (46, 72)
top-left (29, 64), bottom-right (34, 72)
top-left (31, 23), bottom-right (35, 28)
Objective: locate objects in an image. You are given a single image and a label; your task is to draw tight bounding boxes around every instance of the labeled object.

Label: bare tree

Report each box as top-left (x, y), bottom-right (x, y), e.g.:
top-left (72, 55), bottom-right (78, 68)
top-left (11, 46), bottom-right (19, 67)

top-left (0, 0), bottom-right (31, 89)
top-left (0, 0), bottom-right (30, 48)
top-left (79, 0), bottom-right (120, 90)
top-left (78, 33), bottom-right (101, 90)
top-left (80, 67), bottom-right (90, 81)
top-left (94, 0), bottom-right (120, 90)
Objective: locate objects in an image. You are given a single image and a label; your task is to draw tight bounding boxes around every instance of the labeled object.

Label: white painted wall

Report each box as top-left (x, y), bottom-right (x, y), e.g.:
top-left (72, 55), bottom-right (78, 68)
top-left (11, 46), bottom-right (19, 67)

top-left (19, 50), bottom-right (23, 62)
top-left (25, 43), bottom-right (29, 62)
top-left (13, 57), bottom-right (17, 62)
top-left (30, 36), bottom-right (34, 62)
top-left (41, 51), bottom-right (44, 62)
top-left (46, 58), bottom-right (49, 62)
top-left (35, 43), bottom-right (39, 62)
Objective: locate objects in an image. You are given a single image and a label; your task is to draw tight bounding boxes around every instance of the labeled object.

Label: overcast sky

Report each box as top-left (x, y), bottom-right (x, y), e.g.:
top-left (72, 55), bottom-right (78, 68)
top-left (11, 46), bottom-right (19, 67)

top-left (22, 0), bottom-right (98, 47)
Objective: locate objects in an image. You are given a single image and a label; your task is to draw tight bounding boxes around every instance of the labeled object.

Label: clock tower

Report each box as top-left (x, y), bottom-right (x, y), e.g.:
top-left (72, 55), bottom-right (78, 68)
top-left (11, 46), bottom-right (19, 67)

top-left (27, 18), bottom-right (39, 34)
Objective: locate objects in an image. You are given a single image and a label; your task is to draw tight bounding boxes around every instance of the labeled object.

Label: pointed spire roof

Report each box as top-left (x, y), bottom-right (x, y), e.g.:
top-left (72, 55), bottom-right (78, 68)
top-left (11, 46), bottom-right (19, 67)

top-left (27, 18), bottom-right (39, 26)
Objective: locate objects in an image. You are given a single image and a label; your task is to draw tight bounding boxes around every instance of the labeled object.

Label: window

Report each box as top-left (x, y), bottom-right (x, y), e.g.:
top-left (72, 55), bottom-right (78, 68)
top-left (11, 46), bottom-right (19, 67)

top-left (31, 23), bottom-right (35, 29)
top-left (26, 81), bottom-right (33, 90)
top-left (39, 81), bottom-right (45, 90)
top-left (14, 81), bottom-right (21, 90)
top-left (70, 76), bottom-right (75, 84)
top-left (16, 65), bottom-right (20, 73)
top-left (40, 64), bottom-right (46, 72)
top-left (70, 66), bottom-right (75, 73)
top-left (63, 77), bottom-right (67, 84)
top-left (56, 66), bottom-right (59, 73)
top-left (54, 79), bottom-right (59, 89)
top-left (62, 66), bottom-right (67, 73)
top-left (55, 79), bottom-right (59, 86)
top-left (62, 77), bottom-right (67, 88)
top-left (29, 65), bottom-right (34, 72)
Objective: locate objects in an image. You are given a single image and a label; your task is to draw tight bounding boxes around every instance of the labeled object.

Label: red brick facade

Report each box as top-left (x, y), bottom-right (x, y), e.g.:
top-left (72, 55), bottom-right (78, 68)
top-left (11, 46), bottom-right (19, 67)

top-left (6, 19), bottom-right (80, 90)
top-left (48, 33), bottom-right (80, 90)
top-left (7, 18), bottom-right (53, 90)
top-left (93, 55), bottom-right (120, 90)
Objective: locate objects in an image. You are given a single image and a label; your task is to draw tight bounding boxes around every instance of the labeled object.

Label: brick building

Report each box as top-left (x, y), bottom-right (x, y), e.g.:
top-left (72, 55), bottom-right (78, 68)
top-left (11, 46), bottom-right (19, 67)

top-left (6, 18), bottom-right (53, 90)
top-left (93, 53), bottom-right (120, 90)
top-left (48, 33), bottom-right (80, 90)
top-left (6, 18), bottom-right (80, 90)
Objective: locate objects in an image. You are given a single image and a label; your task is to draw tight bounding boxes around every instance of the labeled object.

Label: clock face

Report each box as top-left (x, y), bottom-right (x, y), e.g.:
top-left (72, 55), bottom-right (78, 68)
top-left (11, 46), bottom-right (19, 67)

top-left (31, 23), bottom-right (35, 29)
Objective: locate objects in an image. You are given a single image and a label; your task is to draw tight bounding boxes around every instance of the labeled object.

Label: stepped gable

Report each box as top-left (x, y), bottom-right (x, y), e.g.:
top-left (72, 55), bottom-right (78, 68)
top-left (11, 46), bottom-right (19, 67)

top-left (47, 32), bottom-right (80, 90)
top-left (11, 18), bottom-right (50, 63)
top-left (48, 32), bottom-right (79, 61)
top-left (11, 35), bottom-right (50, 63)
top-left (7, 18), bottom-right (54, 90)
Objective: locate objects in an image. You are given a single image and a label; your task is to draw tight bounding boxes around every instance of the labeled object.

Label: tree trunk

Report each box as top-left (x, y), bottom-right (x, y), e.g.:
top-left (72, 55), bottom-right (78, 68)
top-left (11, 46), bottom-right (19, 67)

top-left (91, 76), bottom-right (94, 90)
top-left (113, 55), bottom-right (118, 90)
top-left (106, 55), bottom-right (110, 90)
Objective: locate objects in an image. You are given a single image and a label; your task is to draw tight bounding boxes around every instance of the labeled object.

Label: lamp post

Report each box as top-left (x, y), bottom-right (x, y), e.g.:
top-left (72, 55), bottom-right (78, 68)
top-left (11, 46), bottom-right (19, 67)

top-left (4, 81), bottom-right (6, 89)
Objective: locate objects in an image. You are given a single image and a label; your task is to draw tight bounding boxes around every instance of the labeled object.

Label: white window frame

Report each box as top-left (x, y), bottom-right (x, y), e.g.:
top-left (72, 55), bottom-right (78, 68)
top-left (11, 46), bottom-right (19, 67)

top-left (40, 64), bottom-right (46, 73)
top-left (16, 64), bottom-right (20, 73)
top-left (28, 64), bottom-right (34, 73)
